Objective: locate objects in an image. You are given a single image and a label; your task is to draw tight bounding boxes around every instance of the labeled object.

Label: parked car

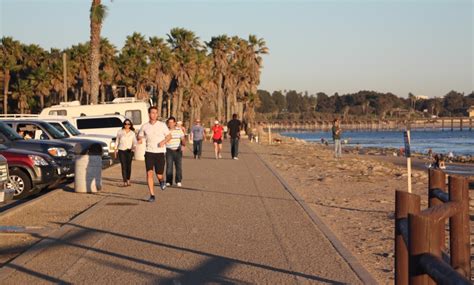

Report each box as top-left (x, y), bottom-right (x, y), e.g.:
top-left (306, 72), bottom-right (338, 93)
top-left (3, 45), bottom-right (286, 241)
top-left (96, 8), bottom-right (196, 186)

top-left (0, 155), bottom-right (14, 203)
top-left (0, 121), bottom-right (75, 179)
top-left (70, 114), bottom-right (126, 137)
top-left (0, 146), bottom-right (62, 199)
top-left (0, 119), bottom-right (112, 168)
top-left (39, 117), bottom-right (117, 153)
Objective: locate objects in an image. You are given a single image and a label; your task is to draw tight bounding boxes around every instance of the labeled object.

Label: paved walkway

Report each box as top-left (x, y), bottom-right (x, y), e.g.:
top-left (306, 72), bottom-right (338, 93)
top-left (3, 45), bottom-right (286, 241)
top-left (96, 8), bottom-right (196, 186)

top-left (0, 142), bottom-right (362, 284)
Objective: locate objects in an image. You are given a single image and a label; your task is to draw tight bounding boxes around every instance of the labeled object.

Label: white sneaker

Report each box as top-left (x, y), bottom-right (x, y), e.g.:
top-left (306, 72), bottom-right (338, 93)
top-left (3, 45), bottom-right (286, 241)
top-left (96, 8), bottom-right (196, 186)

top-left (177, 182), bottom-right (182, 187)
top-left (166, 183), bottom-right (171, 187)
top-left (218, 154), bottom-right (222, 159)
top-left (233, 157), bottom-right (239, 160)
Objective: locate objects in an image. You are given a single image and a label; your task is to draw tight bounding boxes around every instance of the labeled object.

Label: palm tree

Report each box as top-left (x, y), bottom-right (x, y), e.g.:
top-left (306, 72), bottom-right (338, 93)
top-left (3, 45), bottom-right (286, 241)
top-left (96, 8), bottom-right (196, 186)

top-left (167, 28), bottom-right (201, 120)
top-left (117, 32), bottom-right (150, 99)
top-left (89, 0), bottom-right (107, 104)
top-left (67, 43), bottom-right (90, 103)
top-left (1, 37), bottom-right (23, 114)
top-left (242, 35), bottom-right (268, 126)
top-left (99, 38), bottom-right (117, 102)
top-left (147, 36), bottom-right (173, 117)
top-left (207, 35), bottom-right (230, 122)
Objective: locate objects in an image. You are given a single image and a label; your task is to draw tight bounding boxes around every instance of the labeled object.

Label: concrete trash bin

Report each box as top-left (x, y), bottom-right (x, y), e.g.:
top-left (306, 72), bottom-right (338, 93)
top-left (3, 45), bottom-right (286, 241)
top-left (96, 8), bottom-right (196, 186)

top-left (75, 155), bottom-right (102, 193)
top-left (134, 143), bottom-right (145, 161)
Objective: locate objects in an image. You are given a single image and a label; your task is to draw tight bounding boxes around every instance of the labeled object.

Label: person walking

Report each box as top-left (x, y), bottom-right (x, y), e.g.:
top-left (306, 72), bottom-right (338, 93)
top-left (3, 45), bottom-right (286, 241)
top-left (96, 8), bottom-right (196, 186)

top-left (211, 120), bottom-right (224, 159)
top-left (138, 106), bottom-right (172, 202)
top-left (166, 117), bottom-right (186, 187)
top-left (332, 118), bottom-right (342, 159)
top-left (190, 119), bottom-right (204, 159)
top-left (114, 119), bottom-right (137, 187)
top-left (227, 114), bottom-right (242, 160)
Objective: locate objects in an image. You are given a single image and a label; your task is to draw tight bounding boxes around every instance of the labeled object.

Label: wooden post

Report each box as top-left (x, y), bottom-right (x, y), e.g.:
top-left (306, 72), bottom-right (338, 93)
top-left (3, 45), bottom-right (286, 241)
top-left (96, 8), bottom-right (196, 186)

top-left (428, 169), bottom-right (446, 251)
top-left (459, 118), bottom-right (463, 131)
top-left (448, 176), bottom-right (470, 278)
top-left (409, 213), bottom-right (441, 285)
top-left (451, 118), bottom-right (453, 131)
top-left (268, 125), bottom-right (272, 145)
top-left (395, 191), bottom-right (420, 285)
top-left (441, 119), bottom-right (444, 131)
top-left (469, 118), bottom-right (472, 131)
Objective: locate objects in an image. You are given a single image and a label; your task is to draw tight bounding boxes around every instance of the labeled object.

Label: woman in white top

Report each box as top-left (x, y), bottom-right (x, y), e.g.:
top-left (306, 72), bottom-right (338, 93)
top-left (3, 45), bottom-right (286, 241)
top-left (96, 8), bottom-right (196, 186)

top-left (115, 119), bottom-right (137, 186)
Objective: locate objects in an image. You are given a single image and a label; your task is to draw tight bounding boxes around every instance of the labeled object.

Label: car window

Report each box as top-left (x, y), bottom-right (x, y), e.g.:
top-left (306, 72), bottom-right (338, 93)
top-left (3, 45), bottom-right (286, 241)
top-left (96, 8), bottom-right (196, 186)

top-left (0, 122), bottom-right (23, 141)
top-left (17, 123), bottom-right (44, 140)
top-left (49, 110), bottom-right (67, 116)
top-left (41, 122), bottom-right (68, 139)
top-left (76, 117), bottom-right (123, 129)
top-left (62, 121), bottom-right (82, 136)
top-left (50, 122), bottom-right (71, 138)
top-left (125, 110), bottom-right (142, 125)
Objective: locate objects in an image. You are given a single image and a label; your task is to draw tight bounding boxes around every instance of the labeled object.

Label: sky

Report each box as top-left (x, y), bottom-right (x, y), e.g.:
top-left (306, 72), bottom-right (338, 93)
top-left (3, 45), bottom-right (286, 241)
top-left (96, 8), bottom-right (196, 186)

top-left (1, 0), bottom-right (473, 98)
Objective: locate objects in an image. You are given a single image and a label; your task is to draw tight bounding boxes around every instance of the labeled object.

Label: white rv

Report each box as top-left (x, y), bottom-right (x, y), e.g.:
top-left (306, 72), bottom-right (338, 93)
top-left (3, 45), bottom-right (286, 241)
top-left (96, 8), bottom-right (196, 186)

top-left (40, 98), bottom-right (151, 129)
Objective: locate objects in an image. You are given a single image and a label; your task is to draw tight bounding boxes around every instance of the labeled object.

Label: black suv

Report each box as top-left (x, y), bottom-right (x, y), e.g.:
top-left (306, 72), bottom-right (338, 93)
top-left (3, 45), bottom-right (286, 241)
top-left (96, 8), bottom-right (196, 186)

top-left (1, 119), bottom-right (112, 168)
top-left (0, 122), bottom-right (75, 179)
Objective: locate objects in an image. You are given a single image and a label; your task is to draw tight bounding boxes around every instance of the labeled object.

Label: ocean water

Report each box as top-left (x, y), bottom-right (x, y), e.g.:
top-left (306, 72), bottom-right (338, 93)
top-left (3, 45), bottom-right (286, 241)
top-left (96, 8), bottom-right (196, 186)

top-left (281, 129), bottom-right (474, 156)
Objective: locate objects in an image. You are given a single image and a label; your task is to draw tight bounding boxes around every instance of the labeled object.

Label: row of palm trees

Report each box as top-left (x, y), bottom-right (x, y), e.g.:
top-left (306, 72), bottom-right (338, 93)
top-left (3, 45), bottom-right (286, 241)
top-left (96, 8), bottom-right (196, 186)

top-left (0, 30), bottom-right (268, 125)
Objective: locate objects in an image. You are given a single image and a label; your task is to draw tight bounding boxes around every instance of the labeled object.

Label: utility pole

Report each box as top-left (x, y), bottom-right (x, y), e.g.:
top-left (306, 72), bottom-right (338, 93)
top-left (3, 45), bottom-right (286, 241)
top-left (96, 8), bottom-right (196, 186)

top-left (63, 52), bottom-right (67, 102)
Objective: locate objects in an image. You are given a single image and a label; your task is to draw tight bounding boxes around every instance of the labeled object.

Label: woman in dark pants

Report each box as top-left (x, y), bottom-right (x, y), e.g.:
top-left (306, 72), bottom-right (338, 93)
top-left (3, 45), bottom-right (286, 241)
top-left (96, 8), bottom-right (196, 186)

top-left (115, 119), bottom-right (137, 186)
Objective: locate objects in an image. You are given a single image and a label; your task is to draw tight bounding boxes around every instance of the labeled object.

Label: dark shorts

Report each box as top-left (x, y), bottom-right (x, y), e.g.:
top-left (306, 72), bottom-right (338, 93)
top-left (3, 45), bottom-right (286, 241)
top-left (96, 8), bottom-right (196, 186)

top-left (144, 152), bottom-right (165, 174)
top-left (213, 138), bottom-right (222, 144)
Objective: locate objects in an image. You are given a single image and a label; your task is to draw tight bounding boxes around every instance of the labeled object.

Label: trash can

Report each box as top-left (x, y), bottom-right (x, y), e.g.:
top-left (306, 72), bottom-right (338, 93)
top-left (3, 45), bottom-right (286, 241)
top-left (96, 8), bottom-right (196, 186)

top-left (75, 144), bottom-right (102, 193)
top-left (134, 143), bottom-right (145, 161)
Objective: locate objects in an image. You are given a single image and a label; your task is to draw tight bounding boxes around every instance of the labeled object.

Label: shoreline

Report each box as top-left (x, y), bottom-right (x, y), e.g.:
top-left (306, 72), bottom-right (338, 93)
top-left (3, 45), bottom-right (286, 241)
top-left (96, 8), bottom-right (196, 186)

top-left (278, 132), bottom-right (474, 166)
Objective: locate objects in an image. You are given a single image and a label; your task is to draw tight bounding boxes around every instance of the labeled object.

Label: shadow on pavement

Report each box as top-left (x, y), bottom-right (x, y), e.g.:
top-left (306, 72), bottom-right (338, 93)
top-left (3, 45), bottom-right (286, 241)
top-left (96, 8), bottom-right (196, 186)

top-left (11, 222), bottom-right (346, 284)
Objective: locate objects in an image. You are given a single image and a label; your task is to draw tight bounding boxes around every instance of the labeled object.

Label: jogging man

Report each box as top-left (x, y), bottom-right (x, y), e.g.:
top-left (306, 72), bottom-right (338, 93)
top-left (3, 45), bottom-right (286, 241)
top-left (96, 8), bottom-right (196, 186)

top-left (227, 114), bottom-right (242, 160)
top-left (138, 106), bottom-right (171, 202)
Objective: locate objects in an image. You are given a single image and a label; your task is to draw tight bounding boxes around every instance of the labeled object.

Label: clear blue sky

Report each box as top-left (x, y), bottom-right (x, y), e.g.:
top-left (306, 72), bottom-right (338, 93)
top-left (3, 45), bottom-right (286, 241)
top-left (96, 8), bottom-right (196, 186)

top-left (1, 0), bottom-right (473, 98)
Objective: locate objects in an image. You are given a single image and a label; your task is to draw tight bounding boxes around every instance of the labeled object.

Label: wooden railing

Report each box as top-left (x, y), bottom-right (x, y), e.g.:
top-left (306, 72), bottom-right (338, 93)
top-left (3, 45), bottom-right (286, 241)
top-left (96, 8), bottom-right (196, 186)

top-left (395, 169), bottom-right (471, 284)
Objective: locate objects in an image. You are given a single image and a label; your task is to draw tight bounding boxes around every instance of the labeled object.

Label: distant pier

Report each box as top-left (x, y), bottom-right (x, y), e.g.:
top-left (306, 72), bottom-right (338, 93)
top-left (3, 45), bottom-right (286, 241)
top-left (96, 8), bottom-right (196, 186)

top-left (258, 117), bottom-right (473, 132)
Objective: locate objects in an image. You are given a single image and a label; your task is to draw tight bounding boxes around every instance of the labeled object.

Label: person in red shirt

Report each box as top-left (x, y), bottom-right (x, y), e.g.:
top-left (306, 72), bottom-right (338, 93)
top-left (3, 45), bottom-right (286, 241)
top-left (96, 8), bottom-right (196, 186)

top-left (211, 120), bottom-right (224, 159)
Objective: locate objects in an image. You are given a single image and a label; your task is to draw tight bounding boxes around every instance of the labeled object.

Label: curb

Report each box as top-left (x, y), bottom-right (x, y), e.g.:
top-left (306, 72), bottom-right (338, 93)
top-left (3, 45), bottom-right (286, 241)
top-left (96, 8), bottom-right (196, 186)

top-left (253, 148), bottom-right (378, 285)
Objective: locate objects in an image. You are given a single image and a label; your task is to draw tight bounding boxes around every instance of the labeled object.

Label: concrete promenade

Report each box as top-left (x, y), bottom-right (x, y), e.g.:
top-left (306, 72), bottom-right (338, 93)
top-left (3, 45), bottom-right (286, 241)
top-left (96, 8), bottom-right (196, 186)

top-left (0, 142), bottom-right (364, 284)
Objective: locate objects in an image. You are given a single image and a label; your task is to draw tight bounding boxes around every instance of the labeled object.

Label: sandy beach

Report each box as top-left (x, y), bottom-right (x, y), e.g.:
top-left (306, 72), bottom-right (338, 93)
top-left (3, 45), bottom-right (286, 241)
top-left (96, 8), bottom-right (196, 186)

top-left (249, 135), bottom-right (474, 284)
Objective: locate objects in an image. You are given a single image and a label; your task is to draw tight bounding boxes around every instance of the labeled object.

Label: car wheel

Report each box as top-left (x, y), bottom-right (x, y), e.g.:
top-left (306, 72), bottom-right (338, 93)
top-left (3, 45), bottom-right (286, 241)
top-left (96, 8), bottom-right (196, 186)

top-left (8, 169), bottom-right (32, 199)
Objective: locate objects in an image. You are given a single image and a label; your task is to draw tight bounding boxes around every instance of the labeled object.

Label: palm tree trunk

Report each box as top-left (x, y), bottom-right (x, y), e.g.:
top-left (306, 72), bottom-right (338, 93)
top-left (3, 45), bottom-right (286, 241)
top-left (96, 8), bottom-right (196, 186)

top-left (157, 89), bottom-right (163, 118)
top-left (217, 73), bottom-right (223, 121)
top-left (225, 94), bottom-right (231, 124)
top-left (171, 91), bottom-right (179, 117)
top-left (3, 69), bottom-right (10, 114)
top-left (177, 89), bottom-right (184, 121)
top-left (89, 0), bottom-right (102, 105)
top-left (100, 84), bottom-right (106, 103)
top-left (40, 94), bottom-right (45, 108)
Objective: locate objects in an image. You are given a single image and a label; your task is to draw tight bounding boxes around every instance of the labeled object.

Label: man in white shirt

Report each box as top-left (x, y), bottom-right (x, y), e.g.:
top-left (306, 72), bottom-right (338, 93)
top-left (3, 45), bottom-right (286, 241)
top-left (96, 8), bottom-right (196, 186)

top-left (138, 106), bottom-right (171, 202)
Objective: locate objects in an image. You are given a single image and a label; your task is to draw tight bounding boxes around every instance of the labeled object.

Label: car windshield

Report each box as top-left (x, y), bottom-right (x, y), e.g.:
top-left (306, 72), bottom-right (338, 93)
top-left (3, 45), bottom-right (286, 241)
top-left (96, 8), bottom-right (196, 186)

top-left (41, 122), bottom-right (67, 139)
top-left (62, 121), bottom-right (82, 136)
top-left (49, 122), bottom-right (71, 138)
top-left (0, 122), bottom-right (23, 141)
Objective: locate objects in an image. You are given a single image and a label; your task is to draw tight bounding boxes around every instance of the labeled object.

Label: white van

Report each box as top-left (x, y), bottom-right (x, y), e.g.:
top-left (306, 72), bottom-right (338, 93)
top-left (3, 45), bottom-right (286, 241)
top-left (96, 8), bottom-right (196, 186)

top-left (69, 114), bottom-right (127, 137)
top-left (40, 98), bottom-right (150, 129)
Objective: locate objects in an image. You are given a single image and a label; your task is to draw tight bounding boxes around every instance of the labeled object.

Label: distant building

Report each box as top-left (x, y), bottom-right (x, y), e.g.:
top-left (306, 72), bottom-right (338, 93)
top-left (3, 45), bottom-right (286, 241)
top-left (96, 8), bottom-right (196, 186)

top-left (468, 106), bottom-right (474, 118)
top-left (415, 95), bottom-right (429, 100)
